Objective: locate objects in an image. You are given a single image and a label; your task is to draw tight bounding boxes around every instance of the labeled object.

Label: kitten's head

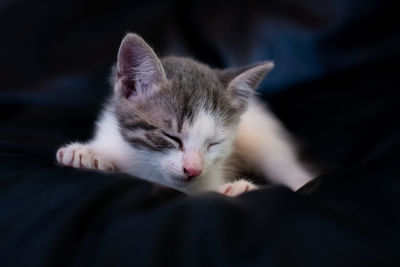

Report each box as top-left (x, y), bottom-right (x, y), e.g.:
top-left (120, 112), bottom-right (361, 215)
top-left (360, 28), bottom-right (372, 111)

top-left (111, 33), bottom-right (273, 192)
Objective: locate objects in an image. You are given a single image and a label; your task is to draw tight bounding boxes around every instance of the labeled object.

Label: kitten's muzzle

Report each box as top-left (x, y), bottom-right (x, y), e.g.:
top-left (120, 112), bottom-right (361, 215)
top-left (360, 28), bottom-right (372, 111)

top-left (183, 167), bottom-right (202, 181)
top-left (170, 167), bottom-right (202, 187)
top-left (182, 150), bottom-right (203, 181)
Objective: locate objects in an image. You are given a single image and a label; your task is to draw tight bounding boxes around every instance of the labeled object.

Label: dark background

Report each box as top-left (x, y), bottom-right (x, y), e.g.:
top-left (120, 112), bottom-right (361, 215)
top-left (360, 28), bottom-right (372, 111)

top-left (1, 0), bottom-right (400, 266)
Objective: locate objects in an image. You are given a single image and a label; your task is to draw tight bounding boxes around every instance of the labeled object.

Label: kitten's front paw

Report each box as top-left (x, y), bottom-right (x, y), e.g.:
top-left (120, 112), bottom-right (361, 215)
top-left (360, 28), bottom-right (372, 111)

top-left (219, 180), bottom-right (258, 197)
top-left (56, 144), bottom-right (114, 172)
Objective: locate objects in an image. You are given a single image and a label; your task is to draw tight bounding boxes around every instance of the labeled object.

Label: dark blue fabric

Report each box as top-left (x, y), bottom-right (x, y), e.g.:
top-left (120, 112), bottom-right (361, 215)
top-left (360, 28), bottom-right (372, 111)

top-left (1, 0), bottom-right (400, 266)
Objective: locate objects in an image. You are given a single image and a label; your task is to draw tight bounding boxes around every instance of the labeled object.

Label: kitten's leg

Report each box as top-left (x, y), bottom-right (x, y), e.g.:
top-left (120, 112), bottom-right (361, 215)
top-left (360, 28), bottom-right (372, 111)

top-left (235, 99), bottom-right (315, 190)
top-left (56, 109), bottom-right (128, 173)
top-left (56, 143), bottom-right (115, 171)
top-left (218, 179), bottom-right (258, 197)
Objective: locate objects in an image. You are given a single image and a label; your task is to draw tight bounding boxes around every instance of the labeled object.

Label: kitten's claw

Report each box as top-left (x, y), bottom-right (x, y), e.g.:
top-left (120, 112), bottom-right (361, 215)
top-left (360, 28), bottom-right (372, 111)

top-left (56, 144), bottom-right (114, 172)
top-left (219, 180), bottom-right (258, 197)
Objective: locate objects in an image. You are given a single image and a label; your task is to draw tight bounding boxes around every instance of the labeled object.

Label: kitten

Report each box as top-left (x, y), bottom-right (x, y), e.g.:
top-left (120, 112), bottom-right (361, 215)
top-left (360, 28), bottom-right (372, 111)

top-left (56, 33), bottom-right (315, 196)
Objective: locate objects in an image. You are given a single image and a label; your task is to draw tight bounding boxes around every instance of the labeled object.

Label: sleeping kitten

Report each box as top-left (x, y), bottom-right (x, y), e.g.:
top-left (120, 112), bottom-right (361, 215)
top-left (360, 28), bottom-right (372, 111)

top-left (56, 33), bottom-right (315, 196)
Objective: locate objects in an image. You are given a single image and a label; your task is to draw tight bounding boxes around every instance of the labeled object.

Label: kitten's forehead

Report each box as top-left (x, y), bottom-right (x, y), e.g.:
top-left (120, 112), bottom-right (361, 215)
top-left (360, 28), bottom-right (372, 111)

top-left (162, 56), bottom-right (221, 91)
top-left (158, 56), bottom-right (239, 129)
top-left (182, 110), bottom-right (217, 139)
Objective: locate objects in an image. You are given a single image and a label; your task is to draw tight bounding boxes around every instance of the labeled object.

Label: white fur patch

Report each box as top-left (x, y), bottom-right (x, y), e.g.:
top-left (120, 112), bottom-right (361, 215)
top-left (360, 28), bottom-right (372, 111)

top-left (184, 111), bottom-right (217, 150)
top-left (235, 99), bottom-right (315, 190)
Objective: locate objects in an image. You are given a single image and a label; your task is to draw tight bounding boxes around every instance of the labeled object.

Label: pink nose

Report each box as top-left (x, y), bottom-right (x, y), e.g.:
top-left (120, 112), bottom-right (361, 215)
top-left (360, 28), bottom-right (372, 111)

top-left (183, 167), bottom-right (202, 179)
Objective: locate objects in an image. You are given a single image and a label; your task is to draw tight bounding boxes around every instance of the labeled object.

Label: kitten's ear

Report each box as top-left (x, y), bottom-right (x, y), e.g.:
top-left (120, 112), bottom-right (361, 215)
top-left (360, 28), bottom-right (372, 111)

top-left (220, 61), bottom-right (274, 111)
top-left (116, 33), bottom-right (166, 99)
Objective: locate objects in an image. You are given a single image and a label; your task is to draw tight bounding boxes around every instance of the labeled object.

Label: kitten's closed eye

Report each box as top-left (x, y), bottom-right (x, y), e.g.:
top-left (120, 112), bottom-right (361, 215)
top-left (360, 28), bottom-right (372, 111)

top-left (161, 131), bottom-right (183, 150)
top-left (207, 142), bottom-right (221, 151)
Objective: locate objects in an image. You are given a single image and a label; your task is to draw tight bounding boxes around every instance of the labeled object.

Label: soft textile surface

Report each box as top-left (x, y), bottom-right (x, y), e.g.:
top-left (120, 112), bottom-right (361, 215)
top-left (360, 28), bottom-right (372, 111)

top-left (1, 0), bottom-right (399, 266)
